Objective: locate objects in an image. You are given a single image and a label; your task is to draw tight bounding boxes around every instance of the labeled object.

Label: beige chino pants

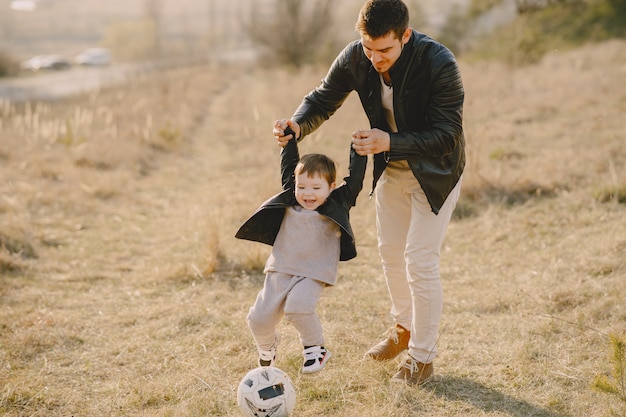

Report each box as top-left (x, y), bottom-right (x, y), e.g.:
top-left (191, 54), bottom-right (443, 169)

top-left (375, 161), bottom-right (462, 363)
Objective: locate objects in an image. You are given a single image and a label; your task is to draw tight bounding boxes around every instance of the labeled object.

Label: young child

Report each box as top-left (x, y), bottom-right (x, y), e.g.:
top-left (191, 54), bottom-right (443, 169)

top-left (235, 128), bottom-right (367, 373)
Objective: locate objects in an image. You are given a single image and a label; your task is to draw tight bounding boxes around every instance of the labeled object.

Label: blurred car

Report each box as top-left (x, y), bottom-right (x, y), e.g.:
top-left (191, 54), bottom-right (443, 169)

top-left (20, 55), bottom-right (72, 71)
top-left (10, 0), bottom-right (37, 11)
top-left (74, 48), bottom-right (111, 66)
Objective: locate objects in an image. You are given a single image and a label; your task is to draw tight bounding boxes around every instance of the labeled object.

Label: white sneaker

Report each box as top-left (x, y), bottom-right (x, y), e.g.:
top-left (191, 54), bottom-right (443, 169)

top-left (301, 346), bottom-right (331, 374)
top-left (257, 334), bottom-right (279, 367)
top-left (258, 347), bottom-right (275, 367)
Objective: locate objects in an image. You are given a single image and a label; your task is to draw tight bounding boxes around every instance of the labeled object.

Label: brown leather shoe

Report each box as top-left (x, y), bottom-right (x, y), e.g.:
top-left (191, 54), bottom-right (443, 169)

top-left (364, 324), bottom-right (410, 361)
top-left (391, 357), bottom-right (434, 386)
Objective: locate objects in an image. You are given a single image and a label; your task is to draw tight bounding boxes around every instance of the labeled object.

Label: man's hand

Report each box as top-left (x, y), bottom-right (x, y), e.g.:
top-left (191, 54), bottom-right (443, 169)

top-left (351, 128), bottom-right (390, 155)
top-left (273, 119), bottom-right (301, 148)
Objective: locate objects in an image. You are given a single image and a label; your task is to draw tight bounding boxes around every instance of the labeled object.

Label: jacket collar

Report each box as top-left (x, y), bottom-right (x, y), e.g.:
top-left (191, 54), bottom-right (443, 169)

top-left (388, 30), bottom-right (416, 82)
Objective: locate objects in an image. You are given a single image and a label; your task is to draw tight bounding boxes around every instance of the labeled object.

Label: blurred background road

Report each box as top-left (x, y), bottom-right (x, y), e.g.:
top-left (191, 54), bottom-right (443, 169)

top-left (0, 64), bottom-right (140, 102)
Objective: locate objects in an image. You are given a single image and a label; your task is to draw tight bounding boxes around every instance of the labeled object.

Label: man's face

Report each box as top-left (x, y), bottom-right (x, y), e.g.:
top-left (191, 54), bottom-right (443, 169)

top-left (361, 29), bottom-right (410, 74)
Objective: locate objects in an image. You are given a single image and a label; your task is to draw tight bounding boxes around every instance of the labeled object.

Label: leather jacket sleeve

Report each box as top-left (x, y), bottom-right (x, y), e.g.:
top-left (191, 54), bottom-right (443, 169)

top-left (334, 145), bottom-right (367, 208)
top-left (280, 127), bottom-right (300, 191)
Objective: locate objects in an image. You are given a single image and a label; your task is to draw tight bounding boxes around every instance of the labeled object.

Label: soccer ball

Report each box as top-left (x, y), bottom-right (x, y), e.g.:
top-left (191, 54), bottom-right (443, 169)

top-left (237, 366), bottom-right (296, 417)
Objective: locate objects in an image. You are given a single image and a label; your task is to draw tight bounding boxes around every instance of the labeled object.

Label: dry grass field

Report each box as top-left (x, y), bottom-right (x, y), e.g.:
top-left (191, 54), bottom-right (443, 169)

top-left (1, 39), bottom-right (625, 416)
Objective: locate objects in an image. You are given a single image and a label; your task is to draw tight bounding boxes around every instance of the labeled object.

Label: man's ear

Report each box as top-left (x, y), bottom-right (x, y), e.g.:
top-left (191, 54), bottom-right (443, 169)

top-left (330, 182), bottom-right (337, 190)
top-left (402, 28), bottom-right (411, 44)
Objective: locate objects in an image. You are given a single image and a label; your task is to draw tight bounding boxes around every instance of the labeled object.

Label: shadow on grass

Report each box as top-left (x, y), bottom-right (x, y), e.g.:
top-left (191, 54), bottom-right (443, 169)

top-left (425, 376), bottom-right (565, 417)
top-left (453, 183), bottom-right (561, 220)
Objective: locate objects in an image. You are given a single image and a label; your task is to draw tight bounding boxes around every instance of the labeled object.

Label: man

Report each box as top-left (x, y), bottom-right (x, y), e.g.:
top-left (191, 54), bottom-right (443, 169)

top-left (273, 0), bottom-right (465, 386)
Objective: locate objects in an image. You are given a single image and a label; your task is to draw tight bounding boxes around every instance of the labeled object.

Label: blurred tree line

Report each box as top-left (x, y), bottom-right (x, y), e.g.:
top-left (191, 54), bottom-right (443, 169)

top-left (1, 0), bottom-right (625, 77)
top-left (244, 0), bottom-right (626, 68)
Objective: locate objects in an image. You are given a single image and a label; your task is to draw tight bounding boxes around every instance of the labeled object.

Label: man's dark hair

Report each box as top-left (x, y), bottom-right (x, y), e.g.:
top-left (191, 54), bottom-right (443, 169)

top-left (355, 0), bottom-right (409, 40)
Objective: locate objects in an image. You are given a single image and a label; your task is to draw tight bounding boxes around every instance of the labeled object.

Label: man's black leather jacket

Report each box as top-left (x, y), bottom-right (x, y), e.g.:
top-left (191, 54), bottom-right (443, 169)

top-left (235, 137), bottom-right (367, 261)
top-left (292, 30), bottom-right (465, 214)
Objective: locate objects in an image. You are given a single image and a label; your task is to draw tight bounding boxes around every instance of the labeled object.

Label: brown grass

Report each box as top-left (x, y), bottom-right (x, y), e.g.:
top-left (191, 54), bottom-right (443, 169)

top-left (1, 40), bottom-right (625, 416)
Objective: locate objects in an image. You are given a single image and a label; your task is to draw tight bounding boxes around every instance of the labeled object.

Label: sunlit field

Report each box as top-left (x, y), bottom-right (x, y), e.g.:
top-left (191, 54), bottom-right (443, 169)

top-left (1, 39), bottom-right (625, 416)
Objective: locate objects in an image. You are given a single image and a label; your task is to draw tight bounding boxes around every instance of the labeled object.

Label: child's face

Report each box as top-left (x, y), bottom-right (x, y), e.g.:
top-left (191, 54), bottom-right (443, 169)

top-left (295, 172), bottom-right (335, 211)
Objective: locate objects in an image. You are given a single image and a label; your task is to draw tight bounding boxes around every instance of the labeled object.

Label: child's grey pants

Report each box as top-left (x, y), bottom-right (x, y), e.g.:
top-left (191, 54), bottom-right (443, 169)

top-left (247, 272), bottom-right (326, 350)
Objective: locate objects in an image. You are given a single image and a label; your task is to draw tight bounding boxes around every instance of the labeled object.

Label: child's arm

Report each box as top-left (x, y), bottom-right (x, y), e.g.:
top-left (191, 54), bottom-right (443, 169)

top-left (280, 127), bottom-right (300, 191)
top-left (335, 144), bottom-right (368, 208)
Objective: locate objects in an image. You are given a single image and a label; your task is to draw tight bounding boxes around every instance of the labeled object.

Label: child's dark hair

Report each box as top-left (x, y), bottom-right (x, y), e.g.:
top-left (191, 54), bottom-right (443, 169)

top-left (295, 154), bottom-right (337, 185)
top-left (355, 0), bottom-right (409, 40)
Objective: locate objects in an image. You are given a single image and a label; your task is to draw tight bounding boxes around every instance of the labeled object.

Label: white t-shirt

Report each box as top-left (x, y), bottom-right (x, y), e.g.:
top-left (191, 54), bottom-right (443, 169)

top-left (380, 74), bottom-right (397, 133)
